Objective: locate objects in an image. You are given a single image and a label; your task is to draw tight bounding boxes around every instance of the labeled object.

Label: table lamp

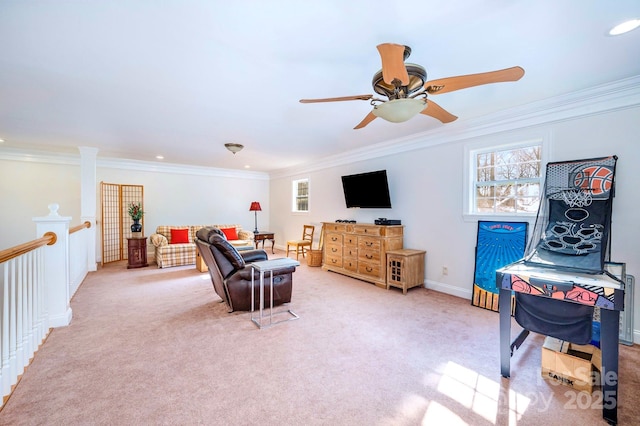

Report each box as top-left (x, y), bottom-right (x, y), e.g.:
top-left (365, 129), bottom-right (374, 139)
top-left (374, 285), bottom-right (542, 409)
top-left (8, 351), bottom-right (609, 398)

top-left (249, 201), bottom-right (262, 233)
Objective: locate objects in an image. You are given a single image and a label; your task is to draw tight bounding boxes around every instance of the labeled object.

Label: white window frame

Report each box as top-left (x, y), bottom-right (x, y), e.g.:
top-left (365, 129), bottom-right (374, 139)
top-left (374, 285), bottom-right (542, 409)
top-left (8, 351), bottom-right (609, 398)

top-left (292, 178), bottom-right (309, 213)
top-left (463, 131), bottom-right (550, 222)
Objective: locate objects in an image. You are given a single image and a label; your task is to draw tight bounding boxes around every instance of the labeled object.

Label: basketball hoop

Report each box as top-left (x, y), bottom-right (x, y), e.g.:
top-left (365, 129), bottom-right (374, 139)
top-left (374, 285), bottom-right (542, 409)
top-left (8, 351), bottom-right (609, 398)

top-left (561, 189), bottom-right (592, 208)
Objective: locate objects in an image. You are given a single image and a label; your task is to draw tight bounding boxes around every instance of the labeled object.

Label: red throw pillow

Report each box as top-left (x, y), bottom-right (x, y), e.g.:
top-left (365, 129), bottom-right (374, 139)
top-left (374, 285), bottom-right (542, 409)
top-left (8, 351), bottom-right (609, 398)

top-left (170, 228), bottom-right (190, 244)
top-left (220, 227), bottom-right (238, 240)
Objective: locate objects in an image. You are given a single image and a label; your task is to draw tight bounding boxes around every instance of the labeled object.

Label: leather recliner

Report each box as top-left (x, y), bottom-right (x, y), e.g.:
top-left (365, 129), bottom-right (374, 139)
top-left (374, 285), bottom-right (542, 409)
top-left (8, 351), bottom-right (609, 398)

top-left (195, 227), bottom-right (295, 312)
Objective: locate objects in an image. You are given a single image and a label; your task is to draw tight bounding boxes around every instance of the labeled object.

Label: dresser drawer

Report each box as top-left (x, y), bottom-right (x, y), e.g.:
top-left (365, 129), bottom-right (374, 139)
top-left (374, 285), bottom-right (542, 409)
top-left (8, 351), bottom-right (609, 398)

top-left (358, 261), bottom-right (381, 278)
top-left (344, 234), bottom-right (357, 245)
top-left (326, 232), bottom-right (343, 245)
top-left (325, 254), bottom-right (343, 268)
top-left (326, 243), bottom-right (343, 256)
top-left (358, 236), bottom-right (381, 251)
top-left (325, 224), bottom-right (347, 233)
top-left (343, 244), bottom-right (358, 257)
top-left (343, 257), bottom-right (358, 272)
top-left (353, 225), bottom-right (382, 236)
top-left (359, 249), bottom-right (381, 262)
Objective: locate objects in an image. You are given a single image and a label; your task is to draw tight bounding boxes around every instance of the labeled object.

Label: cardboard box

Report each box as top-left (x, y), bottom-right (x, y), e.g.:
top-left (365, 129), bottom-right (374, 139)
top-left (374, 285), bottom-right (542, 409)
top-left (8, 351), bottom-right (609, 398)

top-left (541, 336), bottom-right (602, 393)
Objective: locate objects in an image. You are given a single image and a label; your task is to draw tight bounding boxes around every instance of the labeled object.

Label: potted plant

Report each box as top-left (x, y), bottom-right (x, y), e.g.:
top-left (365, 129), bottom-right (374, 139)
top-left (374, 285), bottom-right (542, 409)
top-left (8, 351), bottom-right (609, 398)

top-left (128, 202), bottom-right (144, 233)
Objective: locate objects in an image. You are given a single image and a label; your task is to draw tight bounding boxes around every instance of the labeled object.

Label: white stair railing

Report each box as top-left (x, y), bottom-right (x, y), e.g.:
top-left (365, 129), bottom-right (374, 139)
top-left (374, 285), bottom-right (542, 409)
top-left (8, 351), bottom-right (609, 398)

top-left (0, 204), bottom-right (94, 407)
top-left (1, 234), bottom-right (53, 404)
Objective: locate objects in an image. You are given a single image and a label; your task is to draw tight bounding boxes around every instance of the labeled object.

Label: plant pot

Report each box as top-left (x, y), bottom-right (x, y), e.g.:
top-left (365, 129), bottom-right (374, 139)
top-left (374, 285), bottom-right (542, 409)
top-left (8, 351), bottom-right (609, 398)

top-left (131, 219), bottom-right (142, 233)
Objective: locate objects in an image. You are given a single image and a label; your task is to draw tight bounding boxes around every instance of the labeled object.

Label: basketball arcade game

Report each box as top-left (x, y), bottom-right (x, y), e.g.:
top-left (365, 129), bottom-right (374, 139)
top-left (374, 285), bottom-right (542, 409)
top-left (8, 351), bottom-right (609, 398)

top-left (496, 156), bottom-right (625, 425)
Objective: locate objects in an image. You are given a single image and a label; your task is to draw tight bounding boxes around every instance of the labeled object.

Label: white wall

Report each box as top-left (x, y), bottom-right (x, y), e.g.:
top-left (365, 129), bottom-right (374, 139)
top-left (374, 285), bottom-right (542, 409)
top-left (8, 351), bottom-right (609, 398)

top-left (97, 167), bottom-right (267, 235)
top-left (269, 106), bottom-right (640, 339)
top-left (0, 158), bottom-right (81, 249)
top-left (0, 156), bottom-right (269, 255)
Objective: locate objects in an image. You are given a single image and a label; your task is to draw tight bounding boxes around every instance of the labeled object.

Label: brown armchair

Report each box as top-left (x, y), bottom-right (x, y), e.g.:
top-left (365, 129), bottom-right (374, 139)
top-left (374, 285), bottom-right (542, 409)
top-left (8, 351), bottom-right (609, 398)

top-left (195, 227), bottom-right (296, 312)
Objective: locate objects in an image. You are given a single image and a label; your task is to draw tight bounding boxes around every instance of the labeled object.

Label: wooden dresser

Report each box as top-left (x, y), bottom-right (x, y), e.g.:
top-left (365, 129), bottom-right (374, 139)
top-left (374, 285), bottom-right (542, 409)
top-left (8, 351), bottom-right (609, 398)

top-left (322, 222), bottom-right (403, 287)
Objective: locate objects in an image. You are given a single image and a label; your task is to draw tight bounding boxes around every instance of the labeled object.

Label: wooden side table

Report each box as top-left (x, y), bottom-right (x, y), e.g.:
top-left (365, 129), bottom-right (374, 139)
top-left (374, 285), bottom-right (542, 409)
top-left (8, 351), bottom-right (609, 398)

top-left (254, 232), bottom-right (275, 254)
top-left (386, 249), bottom-right (426, 294)
top-left (195, 246), bottom-right (208, 272)
top-left (127, 237), bottom-right (148, 269)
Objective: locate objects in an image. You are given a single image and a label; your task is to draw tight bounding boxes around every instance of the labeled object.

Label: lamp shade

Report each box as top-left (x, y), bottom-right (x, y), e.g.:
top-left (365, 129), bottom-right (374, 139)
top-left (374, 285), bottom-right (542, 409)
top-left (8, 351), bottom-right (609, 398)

top-left (249, 201), bottom-right (262, 212)
top-left (372, 98), bottom-right (427, 123)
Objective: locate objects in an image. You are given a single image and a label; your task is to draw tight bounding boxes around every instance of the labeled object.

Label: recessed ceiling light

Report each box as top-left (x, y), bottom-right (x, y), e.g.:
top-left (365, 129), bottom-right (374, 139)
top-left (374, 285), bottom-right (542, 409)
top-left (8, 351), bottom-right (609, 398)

top-left (156, 155), bottom-right (164, 160)
top-left (0, 138), bottom-right (4, 143)
top-left (609, 19), bottom-right (640, 36)
top-left (244, 165), bottom-right (251, 169)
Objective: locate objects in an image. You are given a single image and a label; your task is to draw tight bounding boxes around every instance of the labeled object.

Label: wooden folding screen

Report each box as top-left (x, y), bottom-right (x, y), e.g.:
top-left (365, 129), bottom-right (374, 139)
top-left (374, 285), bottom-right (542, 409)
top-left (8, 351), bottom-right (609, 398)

top-left (101, 182), bottom-right (144, 264)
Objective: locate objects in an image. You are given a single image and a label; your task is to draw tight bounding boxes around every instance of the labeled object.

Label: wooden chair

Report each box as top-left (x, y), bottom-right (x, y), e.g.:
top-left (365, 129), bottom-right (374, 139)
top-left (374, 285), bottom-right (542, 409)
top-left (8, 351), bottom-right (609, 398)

top-left (286, 225), bottom-right (315, 259)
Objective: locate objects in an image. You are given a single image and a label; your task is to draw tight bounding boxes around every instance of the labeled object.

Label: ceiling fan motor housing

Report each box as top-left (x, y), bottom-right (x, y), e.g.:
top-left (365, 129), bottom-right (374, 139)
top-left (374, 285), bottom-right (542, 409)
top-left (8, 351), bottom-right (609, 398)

top-left (372, 63), bottom-right (427, 99)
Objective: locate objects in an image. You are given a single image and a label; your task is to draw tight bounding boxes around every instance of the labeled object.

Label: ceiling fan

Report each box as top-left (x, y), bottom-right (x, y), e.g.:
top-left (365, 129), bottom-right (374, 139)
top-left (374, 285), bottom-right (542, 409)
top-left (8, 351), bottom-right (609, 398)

top-left (300, 43), bottom-right (525, 129)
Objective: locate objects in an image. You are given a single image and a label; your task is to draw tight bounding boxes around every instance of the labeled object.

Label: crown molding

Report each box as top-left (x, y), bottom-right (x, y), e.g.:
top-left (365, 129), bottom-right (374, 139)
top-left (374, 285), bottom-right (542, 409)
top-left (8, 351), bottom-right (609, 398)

top-left (0, 147), bottom-right (269, 180)
top-left (96, 157), bottom-right (269, 180)
top-left (270, 75), bottom-right (640, 179)
top-left (0, 147), bottom-right (81, 166)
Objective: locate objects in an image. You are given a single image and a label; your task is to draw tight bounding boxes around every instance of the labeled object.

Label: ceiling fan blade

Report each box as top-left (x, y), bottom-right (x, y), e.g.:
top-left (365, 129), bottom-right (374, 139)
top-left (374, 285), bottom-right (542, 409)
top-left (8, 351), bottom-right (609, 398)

top-left (354, 111), bottom-right (377, 129)
top-left (425, 66), bottom-right (525, 95)
top-left (299, 94), bottom-right (373, 103)
top-left (376, 43), bottom-right (410, 86)
top-left (421, 100), bottom-right (458, 123)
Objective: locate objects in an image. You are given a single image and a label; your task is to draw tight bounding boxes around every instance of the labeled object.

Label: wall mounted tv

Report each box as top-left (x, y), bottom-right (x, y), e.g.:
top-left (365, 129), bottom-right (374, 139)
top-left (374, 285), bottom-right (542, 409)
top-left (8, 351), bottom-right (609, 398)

top-left (341, 170), bottom-right (392, 209)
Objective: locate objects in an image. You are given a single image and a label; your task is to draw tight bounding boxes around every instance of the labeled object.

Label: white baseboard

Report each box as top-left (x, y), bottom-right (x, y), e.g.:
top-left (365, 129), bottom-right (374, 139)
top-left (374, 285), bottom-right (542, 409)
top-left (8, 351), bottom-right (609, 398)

top-left (49, 308), bottom-right (72, 328)
top-left (425, 279), bottom-right (472, 300)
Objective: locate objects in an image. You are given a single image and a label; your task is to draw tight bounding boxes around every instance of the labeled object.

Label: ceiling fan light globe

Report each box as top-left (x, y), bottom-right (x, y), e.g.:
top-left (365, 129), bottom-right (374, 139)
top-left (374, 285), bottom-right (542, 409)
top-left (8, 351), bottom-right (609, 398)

top-left (372, 99), bottom-right (426, 123)
top-left (224, 143), bottom-right (244, 154)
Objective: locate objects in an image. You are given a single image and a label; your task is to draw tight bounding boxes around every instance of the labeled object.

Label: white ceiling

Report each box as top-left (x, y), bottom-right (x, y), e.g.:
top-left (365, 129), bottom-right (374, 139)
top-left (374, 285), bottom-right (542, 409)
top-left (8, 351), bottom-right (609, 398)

top-left (1, 1), bottom-right (639, 172)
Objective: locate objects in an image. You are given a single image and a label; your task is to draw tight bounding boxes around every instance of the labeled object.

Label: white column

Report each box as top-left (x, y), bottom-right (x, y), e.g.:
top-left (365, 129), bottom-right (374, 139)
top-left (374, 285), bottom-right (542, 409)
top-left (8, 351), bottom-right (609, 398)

top-left (33, 203), bottom-right (72, 327)
top-left (78, 146), bottom-right (98, 271)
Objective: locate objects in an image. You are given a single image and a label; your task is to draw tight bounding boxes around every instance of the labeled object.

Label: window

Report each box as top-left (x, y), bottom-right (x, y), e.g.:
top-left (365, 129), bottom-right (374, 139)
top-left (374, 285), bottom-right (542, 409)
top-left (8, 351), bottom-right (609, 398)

top-left (465, 136), bottom-right (547, 218)
top-left (292, 178), bottom-right (309, 212)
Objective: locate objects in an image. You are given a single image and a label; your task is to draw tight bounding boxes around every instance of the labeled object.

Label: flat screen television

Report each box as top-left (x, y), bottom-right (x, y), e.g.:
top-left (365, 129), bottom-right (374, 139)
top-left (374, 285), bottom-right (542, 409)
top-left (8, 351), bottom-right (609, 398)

top-left (341, 170), bottom-right (392, 208)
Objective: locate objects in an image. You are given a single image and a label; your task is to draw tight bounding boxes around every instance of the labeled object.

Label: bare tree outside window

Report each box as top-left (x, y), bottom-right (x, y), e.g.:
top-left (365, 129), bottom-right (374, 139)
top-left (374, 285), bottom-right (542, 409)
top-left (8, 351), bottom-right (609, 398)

top-left (474, 145), bottom-right (541, 214)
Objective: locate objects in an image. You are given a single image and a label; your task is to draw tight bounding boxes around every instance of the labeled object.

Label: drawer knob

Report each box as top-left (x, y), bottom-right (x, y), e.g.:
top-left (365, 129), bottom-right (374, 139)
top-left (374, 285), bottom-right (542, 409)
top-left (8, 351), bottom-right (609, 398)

top-left (366, 254), bottom-right (373, 259)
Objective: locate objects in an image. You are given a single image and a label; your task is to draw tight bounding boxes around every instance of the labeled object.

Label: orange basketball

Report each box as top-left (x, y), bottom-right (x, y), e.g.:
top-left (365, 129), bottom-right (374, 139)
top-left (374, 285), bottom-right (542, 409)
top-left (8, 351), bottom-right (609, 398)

top-left (573, 166), bottom-right (613, 195)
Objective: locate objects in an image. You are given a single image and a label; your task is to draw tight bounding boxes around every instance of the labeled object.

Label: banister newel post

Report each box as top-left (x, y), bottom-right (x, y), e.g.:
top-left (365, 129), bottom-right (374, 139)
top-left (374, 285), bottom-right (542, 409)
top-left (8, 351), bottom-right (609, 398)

top-left (32, 203), bottom-right (72, 327)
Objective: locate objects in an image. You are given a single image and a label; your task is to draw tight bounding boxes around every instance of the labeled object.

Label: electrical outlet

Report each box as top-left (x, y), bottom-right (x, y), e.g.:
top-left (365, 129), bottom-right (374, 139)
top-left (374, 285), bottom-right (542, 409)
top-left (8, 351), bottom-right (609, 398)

top-left (442, 266), bottom-right (448, 275)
